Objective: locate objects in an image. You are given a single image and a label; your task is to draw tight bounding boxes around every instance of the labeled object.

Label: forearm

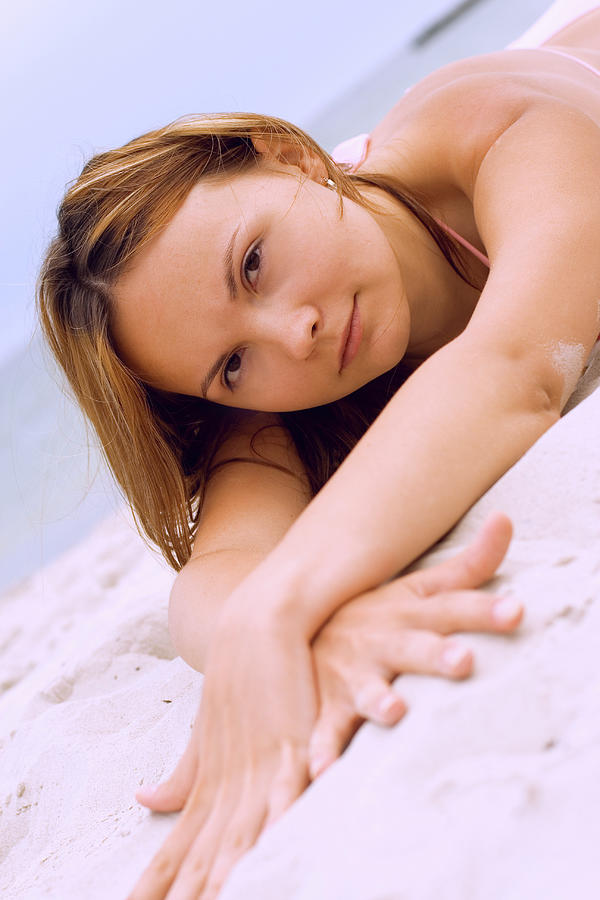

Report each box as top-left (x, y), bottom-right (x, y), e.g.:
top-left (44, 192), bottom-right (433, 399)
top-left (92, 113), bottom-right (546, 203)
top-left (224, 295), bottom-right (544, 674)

top-left (237, 337), bottom-right (558, 638)
top-left (169, 548), bottom-right (267, 672)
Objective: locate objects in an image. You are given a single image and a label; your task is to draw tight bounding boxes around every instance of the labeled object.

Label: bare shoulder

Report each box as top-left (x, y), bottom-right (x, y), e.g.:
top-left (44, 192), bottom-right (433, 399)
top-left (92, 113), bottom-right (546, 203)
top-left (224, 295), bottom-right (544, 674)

top-left (366, 11), bottom-right (600, 188)
top-left (410, 71), bottom-right (530, 158)
top-left (369, 51), bottom-right (600, 201)
top-left (369, 6), bottom-right (600, 155)
top-left (368, 56), bottom-right (524, 151)
top-left (367, 67), bottom-right (532, 196)
top-left (191, 410), bottom-right (311, 560)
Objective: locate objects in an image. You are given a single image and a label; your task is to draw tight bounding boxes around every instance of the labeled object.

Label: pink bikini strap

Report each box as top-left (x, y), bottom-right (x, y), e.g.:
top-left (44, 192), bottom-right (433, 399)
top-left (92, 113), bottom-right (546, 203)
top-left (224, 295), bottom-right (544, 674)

top-left (538, 46), bottom-right (600, 79)
top-left (435, 221), bottom-right (491, 268)
top-left (330, 134), bottom-right (491, 268)
top-left (329, 133), bottom-right (370, 171)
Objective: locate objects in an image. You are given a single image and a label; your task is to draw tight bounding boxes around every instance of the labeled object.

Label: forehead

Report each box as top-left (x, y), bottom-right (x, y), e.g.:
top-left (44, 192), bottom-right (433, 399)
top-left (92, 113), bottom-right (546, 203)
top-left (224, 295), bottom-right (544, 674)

top-left (110, 170), bottom-right (271, 389)
top-left (117, 170), bottom-right (264, 300)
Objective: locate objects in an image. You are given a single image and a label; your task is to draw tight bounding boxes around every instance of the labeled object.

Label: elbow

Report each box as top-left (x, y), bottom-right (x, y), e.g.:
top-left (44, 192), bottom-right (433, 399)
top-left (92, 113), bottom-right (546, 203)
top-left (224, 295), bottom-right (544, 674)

top-left (168, 565), bottom-right (209, 673)
top-left (506, 366), bottom-right (562, 442)
top-left (529, 378), bottom-right (562, 424)
top-left (459, 326), bottom-right (587, 420)
top-left (167, 575), bottom-right (186, 659)
top-left (167, 546), bottom-right (267, 673)
top-left (481, 339), bottom-right (580, 423)
top-left (541, 345), bottom-right (589, 415)
top-left (522, 349), bottom-right (586, 422)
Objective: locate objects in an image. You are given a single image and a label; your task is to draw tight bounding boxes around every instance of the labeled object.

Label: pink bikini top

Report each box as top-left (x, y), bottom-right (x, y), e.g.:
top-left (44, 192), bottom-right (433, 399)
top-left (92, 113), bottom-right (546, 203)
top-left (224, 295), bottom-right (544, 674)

top-left (331, 44), bottom-right (600, 273)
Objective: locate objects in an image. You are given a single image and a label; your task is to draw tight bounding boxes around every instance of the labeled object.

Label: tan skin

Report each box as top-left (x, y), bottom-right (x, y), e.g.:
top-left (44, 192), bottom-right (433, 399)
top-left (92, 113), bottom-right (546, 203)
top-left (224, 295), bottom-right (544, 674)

top-left (113, 145), bottom-right (464, 410)
top-left (122, 11), bottom-right (600, 900)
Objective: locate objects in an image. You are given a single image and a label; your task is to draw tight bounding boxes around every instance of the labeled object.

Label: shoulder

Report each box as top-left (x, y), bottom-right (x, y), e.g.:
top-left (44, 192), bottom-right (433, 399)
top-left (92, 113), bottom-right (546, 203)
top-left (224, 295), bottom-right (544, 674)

top-left (370, 58), bottom-right (600, 207)
top-left (191, 409), bottom-right (311, 561)
top-left (368, 63), bottom-right (533, 191)
top-left (369, 54), bottom-right (529, 145)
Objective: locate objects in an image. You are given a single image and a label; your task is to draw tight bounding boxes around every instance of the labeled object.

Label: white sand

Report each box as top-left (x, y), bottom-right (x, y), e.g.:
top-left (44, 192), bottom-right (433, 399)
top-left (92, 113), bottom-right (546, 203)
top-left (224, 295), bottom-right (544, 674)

top-left (2, 345), bottom-right (599, 900)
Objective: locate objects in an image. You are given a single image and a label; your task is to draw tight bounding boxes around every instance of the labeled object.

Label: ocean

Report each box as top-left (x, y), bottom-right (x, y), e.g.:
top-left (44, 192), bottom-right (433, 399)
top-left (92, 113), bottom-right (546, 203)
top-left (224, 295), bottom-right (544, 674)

top-left (0, 0), bottom-right (549, 592)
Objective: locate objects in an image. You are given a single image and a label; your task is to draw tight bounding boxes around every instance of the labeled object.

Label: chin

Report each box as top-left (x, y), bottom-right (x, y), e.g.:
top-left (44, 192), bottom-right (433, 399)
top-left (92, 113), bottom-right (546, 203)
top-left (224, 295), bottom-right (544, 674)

top-left (287, 381), bottom-right (376, 412)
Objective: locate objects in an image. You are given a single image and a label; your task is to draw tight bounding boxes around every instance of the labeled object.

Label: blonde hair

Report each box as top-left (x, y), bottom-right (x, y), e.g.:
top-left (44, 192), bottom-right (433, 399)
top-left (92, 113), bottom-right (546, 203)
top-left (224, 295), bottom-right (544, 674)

top-left (37, 112), bottom-right (475, 571)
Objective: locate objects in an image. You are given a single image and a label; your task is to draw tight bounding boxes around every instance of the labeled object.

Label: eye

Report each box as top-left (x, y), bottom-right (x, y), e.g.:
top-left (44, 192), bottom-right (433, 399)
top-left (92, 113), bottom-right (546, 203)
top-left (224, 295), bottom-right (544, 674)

top-left (222, 349), bottom-right (244, 390)
top-left (243, 241), bottom-right (262, 288)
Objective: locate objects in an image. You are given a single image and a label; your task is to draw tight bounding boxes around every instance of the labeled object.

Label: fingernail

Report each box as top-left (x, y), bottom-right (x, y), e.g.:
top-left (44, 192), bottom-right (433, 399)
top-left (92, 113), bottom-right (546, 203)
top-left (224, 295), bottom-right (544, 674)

top-left (379, 694), bottom-right (402, 716)
top-left (492, 597), bottom-right (523, 625)
top-left (136, 784), bottom-right (158, 800)
top-left (309, 756), bottom-right (330, 779)
top-left (441, 643), bottom-right (470, 674)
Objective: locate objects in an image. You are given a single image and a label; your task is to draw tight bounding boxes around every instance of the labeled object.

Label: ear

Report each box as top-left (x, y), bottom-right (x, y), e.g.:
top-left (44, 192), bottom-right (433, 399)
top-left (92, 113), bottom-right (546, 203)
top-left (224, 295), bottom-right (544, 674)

top-left (251, 136), bottom-right (327, 183)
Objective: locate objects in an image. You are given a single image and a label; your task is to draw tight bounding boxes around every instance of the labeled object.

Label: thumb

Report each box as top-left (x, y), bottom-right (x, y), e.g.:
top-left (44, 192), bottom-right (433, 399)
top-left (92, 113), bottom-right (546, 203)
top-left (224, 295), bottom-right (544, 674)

top-left (136, 727), bottom-right (199, 812)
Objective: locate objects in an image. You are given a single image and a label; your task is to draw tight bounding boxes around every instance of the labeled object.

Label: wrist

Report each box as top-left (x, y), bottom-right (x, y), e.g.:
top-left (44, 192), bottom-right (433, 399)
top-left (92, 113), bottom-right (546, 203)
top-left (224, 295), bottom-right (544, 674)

top-left (233, 550), bottom-right (352, 642)
top-left (219, 551), bottom-right (338, 642)
top-left (216, 551), bottom-right (314, 639)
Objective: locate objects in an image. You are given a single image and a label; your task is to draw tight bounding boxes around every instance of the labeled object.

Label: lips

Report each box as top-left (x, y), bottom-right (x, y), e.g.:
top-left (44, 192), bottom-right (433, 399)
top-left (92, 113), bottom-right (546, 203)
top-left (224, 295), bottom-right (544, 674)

top-left (338, 295), bottom-right (362, 372)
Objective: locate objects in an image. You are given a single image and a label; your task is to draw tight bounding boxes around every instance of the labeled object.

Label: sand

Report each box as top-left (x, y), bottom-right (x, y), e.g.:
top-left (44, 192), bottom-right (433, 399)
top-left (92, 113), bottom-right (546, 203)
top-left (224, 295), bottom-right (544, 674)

top-left (1, 343), bottom-right (599, 899)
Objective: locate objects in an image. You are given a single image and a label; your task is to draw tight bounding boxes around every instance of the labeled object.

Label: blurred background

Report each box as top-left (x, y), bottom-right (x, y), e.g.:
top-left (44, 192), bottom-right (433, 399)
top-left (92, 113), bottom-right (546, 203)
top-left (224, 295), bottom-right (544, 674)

top-left (0, 0), bottom-right (549, 591)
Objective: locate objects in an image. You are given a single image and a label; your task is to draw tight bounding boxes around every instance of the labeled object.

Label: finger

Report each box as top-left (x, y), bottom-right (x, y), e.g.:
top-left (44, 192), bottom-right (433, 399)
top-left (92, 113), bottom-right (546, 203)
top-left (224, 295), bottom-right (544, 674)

top-left (308, 697), bottom-right (362, 780)
top-left (378, 629), bottom-right (474, 681)
top-left (410, 512), bottom-right (513, 596)
top-left (128, 788), bottom-right (211, 899)
top-left (199, 803), bottom-right (268, 900)
top-left (264, 740), bottom-right (310, 828)
top-left (383, 589), bottom-right (524, 636)
top-left (136, 725), bottom-right (199, 812)
top-left (353, 678), bottom-right (407, 726)
top-left (168, 786), bottom-right (267, 900)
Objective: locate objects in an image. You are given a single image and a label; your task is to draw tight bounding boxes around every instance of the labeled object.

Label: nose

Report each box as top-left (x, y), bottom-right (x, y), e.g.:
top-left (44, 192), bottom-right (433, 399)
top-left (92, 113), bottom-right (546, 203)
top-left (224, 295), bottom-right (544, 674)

top-left (262, 303), bottom-right (321, 361)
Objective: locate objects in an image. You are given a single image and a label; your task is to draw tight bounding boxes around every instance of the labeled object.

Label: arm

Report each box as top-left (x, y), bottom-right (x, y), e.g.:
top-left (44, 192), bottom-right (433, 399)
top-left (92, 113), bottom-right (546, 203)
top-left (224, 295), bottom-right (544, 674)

top-left (238, 337), bottom-right (551, 632)
top-left (223, 92), bottom-right (600, 640)
top-left (135, 385), bottom-right (525, 900)
top-left (168, 412), bottom-right (311, 671)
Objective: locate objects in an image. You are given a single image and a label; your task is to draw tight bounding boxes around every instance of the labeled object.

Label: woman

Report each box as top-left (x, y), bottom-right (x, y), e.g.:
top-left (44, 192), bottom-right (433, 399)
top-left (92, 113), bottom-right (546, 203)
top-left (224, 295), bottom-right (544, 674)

top-left (37, 4), bottom-right (600, 898)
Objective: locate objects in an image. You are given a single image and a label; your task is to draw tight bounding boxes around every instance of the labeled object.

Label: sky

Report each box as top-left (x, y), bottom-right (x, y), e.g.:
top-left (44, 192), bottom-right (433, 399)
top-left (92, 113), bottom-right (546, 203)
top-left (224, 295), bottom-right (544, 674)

top-left (0, 0), bottom-right (458, 363)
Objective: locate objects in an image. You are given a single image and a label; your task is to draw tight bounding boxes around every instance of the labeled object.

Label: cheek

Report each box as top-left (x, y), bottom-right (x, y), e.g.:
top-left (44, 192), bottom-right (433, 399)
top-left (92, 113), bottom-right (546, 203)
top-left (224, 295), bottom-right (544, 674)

top-left (270, 371), bottom-right (329, 410)
top-left (242, 357), bottom-right (332, 412)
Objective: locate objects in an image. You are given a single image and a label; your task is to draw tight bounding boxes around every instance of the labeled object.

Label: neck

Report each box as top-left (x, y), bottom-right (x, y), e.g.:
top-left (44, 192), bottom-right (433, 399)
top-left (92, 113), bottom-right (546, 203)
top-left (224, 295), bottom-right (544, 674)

top-left (358, 181), bottom-right (479, 362)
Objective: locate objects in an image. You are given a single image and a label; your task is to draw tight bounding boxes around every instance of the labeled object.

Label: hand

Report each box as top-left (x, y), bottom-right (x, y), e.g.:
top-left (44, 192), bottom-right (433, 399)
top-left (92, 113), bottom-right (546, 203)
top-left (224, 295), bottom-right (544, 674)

top-left (131, 512), bottom-right (518, 896)
top-left (129, 608), bottom-right (317, 900)
top-left (308, 512), bottom-right (522, 778)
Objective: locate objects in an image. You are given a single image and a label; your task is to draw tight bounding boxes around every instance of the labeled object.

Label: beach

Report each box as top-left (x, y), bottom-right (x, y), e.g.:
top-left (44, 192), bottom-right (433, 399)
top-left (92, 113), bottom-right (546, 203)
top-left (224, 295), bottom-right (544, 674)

top-left (3, 1), bottom-right (599, 896)
top-left (1, 345), bottom-right (599, 899)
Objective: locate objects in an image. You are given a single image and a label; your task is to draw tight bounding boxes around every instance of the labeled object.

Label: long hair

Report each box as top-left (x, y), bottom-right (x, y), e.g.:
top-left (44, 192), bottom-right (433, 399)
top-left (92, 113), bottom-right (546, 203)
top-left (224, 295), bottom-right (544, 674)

top-left (37, 112), bottom-right (480, 571)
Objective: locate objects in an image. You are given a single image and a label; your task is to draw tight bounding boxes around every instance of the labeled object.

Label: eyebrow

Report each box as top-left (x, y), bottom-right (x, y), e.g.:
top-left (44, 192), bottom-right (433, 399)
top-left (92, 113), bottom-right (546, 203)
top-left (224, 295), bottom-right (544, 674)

top-left (200, 225), bottom-right (240, 398)
top-left (200, 350), bottom-right (230, 399)
top-left (223, 225), bottom-right (240, 301)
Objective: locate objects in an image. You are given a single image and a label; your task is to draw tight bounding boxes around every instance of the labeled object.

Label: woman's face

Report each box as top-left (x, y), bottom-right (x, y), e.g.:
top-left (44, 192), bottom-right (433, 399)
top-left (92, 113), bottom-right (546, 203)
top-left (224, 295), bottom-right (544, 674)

top-left (112, 162), bottom-right (411, 412)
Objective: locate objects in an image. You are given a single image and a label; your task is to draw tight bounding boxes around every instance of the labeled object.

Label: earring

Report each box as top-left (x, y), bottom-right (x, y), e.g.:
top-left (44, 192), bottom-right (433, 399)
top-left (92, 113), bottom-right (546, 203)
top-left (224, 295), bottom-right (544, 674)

top-left (323, 177), bottom-right (336, 189)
